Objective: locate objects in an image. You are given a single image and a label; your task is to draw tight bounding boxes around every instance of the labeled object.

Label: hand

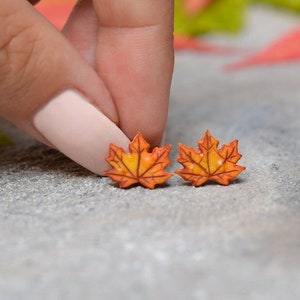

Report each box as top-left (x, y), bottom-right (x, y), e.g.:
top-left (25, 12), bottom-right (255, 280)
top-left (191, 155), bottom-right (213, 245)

top-left (0, 0), bottom-right (174, 174)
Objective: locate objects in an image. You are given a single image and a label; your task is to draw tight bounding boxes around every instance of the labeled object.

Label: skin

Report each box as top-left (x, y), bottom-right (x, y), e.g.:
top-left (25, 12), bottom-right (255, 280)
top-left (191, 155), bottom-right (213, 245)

top-left (0, 0), bottom-right (174, 174)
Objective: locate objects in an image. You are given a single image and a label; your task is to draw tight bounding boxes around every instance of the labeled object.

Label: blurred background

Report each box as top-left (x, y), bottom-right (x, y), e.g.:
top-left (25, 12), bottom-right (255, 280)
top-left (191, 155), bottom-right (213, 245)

top-left (34, 0), bottom-right (300, 70)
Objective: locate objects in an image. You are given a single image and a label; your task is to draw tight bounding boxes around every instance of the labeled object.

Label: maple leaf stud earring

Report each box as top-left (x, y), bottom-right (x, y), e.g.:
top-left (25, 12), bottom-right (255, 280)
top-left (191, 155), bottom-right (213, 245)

top-left (175, 130), bottom-right (246, 186)
top-left (105, 132), bottom-right (173, 189)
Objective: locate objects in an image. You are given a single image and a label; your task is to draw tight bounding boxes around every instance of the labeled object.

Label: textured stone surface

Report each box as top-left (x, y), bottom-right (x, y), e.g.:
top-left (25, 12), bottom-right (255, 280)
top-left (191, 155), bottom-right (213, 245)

top-left (0, 7), bottom-right (300, 300)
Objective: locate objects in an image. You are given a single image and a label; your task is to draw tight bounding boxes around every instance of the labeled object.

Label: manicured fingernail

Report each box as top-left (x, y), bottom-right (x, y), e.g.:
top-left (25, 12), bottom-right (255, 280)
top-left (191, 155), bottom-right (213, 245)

top-left (33, 90), bottom-right (129, 174)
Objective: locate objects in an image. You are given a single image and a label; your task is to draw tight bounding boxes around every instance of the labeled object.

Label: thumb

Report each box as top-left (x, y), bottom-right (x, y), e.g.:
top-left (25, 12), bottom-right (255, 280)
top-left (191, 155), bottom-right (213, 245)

top-left (0, 0), bottom-right (129, 174)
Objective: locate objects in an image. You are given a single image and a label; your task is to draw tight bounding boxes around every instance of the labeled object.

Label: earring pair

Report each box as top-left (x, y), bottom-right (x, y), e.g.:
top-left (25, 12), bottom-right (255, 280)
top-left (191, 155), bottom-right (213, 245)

top-left (105, 131), bottom-right (245, 189)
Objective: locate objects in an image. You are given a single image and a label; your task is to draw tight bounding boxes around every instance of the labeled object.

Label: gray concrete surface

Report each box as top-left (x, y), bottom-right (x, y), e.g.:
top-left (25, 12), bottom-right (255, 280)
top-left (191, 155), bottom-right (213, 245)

top-left (0, 6), bottom-right (299, 300)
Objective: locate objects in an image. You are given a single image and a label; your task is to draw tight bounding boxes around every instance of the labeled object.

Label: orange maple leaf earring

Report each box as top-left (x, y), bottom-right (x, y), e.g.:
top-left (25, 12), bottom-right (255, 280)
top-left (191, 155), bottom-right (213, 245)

top-left (105, 132), bottom-right (173, 189)
top-left (175, 130), bottom-right (245, 186)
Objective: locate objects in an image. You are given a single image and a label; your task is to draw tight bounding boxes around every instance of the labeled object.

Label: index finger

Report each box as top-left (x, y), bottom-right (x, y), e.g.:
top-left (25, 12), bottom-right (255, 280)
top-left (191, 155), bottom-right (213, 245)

top-left (94, 0), bottom-right (174, 146)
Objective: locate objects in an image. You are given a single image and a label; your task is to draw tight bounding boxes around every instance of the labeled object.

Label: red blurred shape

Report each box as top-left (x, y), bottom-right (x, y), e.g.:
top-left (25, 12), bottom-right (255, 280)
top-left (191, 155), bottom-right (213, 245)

top-left (183, 0), bottom-right (212, 15)
top-left (226, 26), bottom-right (300, 70)
top-left (35, 2), bottom-right (74, 30)
top-left (174, 35), bottom-right (237, 54)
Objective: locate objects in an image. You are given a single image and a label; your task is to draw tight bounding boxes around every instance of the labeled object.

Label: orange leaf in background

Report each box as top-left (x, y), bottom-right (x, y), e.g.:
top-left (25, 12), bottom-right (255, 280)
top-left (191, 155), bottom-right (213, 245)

top-left (35, 2), bottom-right (75, 30)
top-left (226, 26), bottom-right (300, 70)
top-left (175, 131), bottom-right (245, 186)
top-left (183, 0), bottom-right (212, 15)
top-left (174, 35), bottom-right (237, 54)
top-left (105, 133), bottom-right (173, 189)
